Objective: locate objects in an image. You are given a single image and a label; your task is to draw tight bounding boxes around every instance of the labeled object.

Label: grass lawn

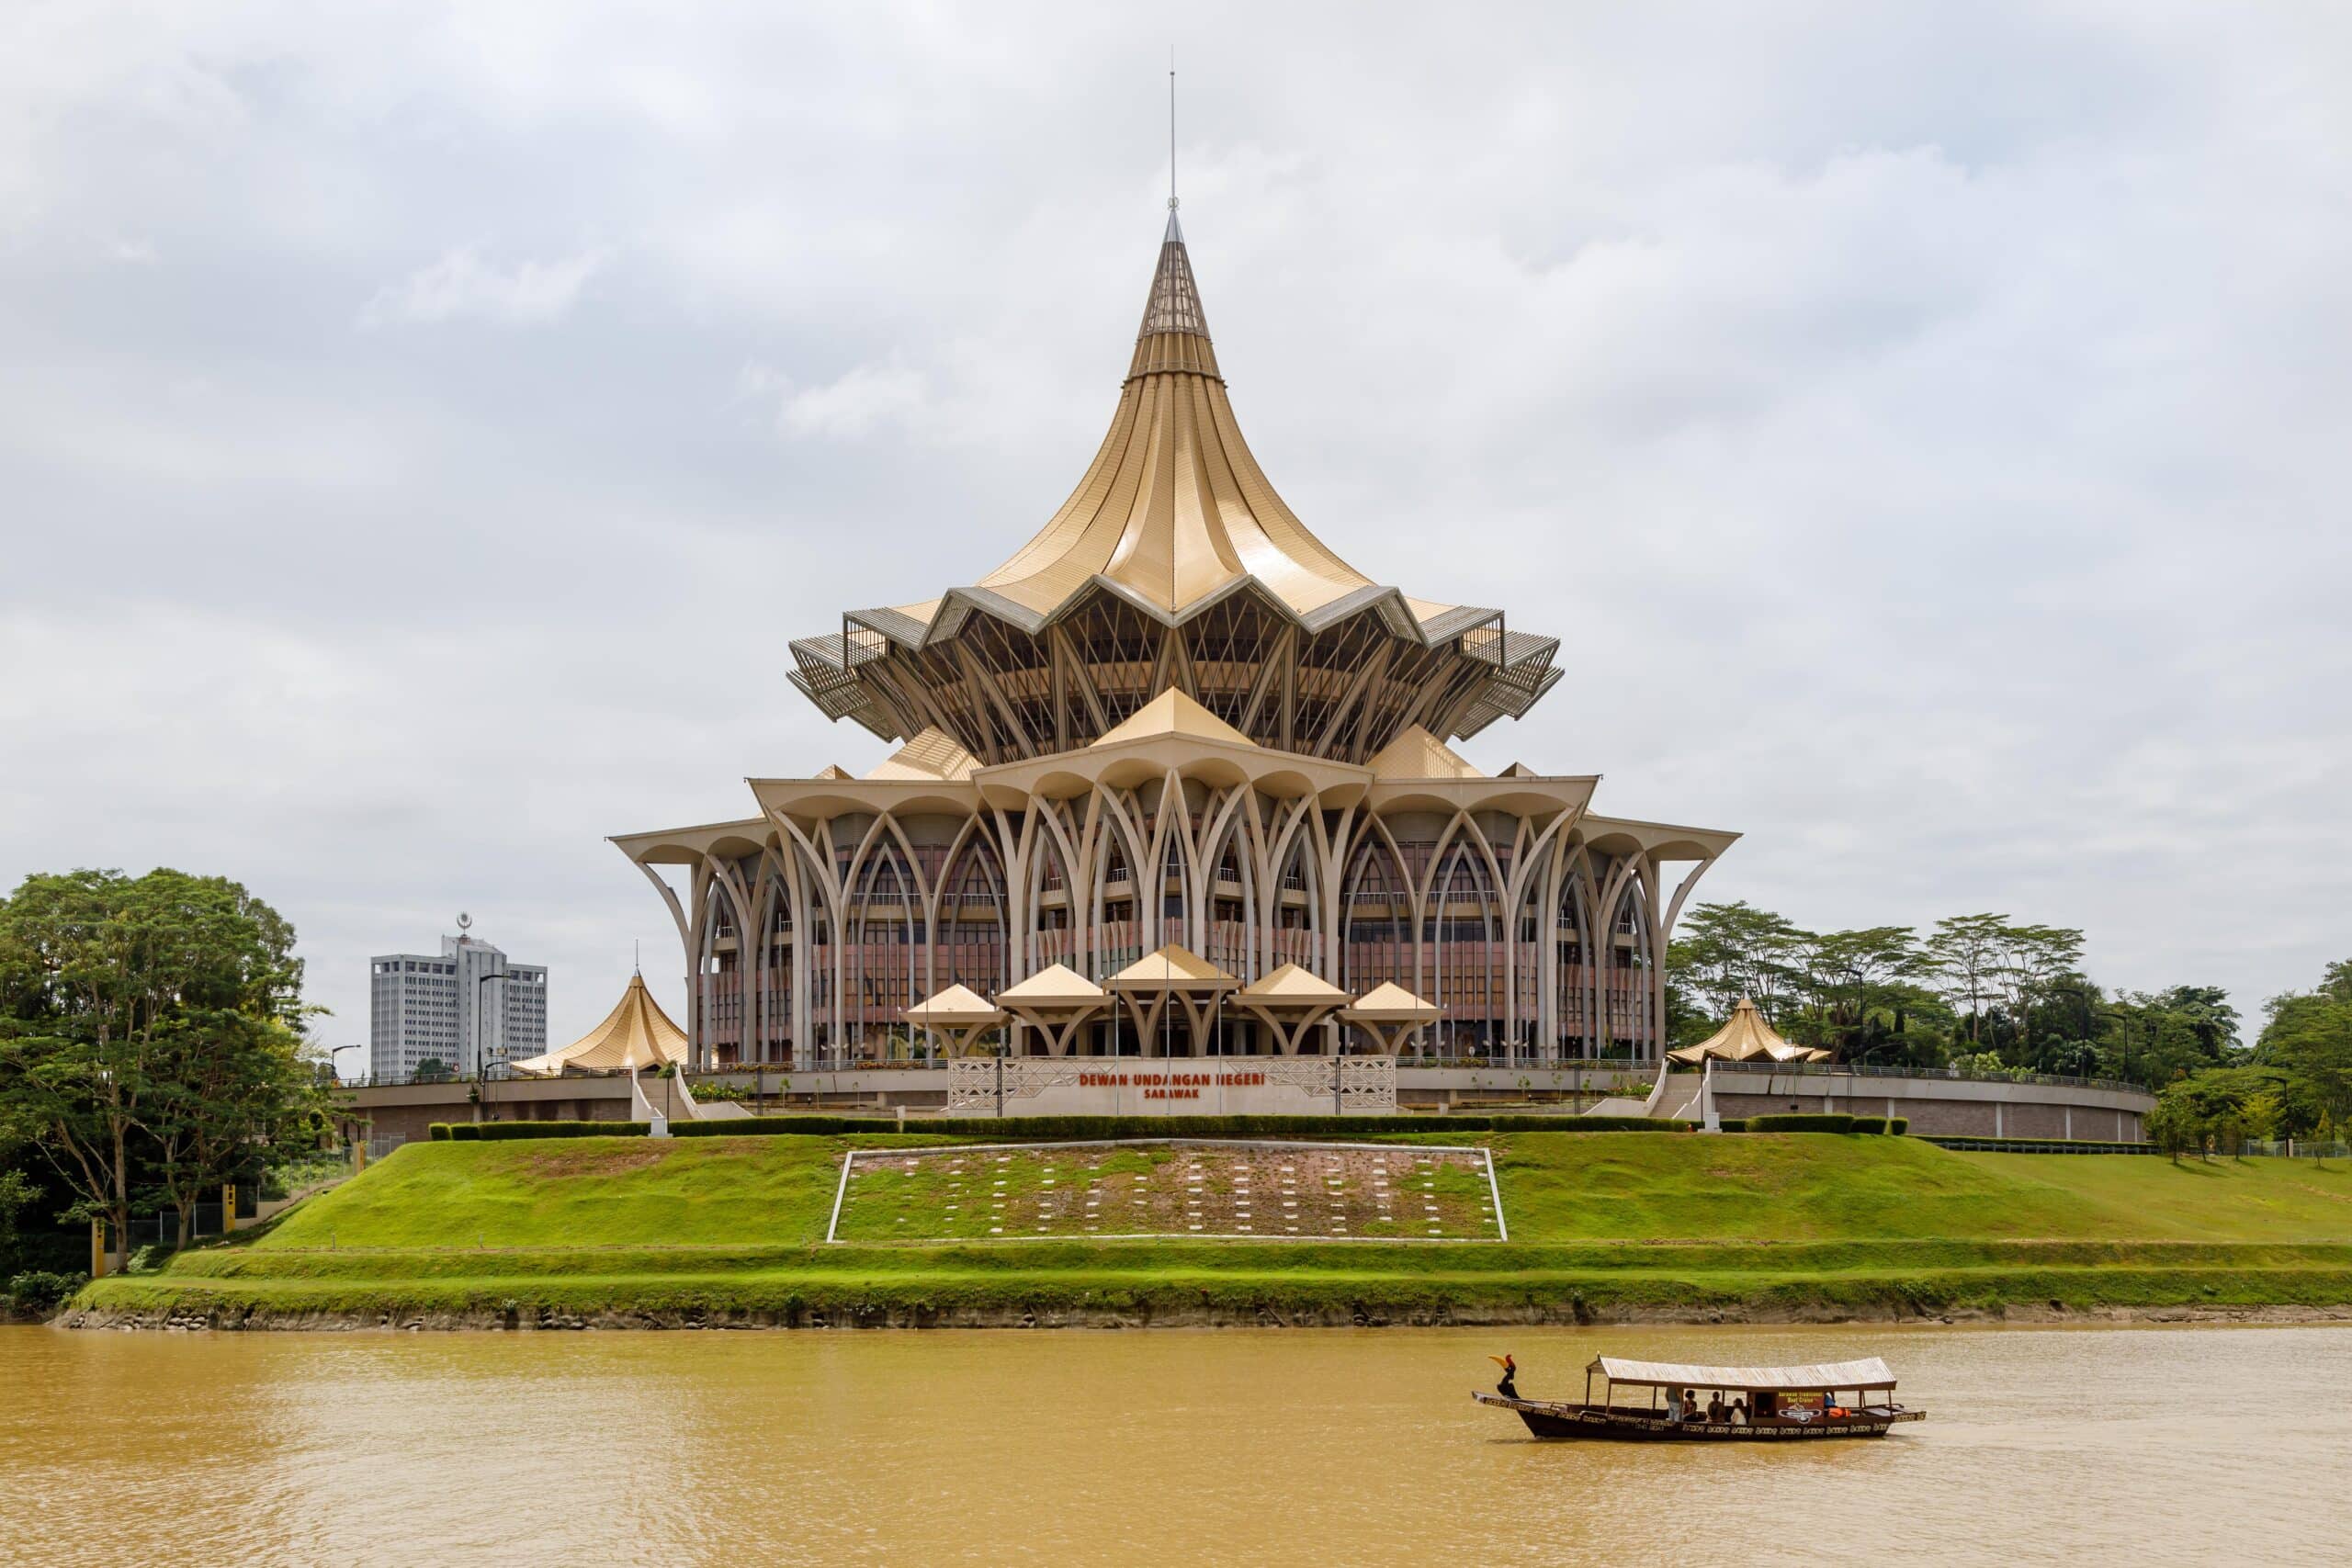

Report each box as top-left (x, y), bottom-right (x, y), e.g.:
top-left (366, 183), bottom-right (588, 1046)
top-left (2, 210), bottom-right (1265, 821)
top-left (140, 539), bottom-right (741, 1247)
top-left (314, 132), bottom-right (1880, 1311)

top-left (71, 1133), bottom-right (2352, 1326)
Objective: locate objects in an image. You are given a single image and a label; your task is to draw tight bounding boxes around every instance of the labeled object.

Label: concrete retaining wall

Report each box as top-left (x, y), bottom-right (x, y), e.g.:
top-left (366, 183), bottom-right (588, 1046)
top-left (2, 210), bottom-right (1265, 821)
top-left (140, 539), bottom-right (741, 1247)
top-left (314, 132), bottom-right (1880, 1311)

top-left (344, 1064), bottom-right (2149, 1145)
top-left (1709, 1070), bottom-right (2149, 1142)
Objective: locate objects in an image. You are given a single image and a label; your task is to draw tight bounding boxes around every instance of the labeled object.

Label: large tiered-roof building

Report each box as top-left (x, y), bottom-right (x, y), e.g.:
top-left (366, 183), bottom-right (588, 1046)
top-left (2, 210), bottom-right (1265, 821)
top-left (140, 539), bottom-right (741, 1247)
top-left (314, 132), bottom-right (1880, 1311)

top-left (616, 209), bottom-right (1736, 1067)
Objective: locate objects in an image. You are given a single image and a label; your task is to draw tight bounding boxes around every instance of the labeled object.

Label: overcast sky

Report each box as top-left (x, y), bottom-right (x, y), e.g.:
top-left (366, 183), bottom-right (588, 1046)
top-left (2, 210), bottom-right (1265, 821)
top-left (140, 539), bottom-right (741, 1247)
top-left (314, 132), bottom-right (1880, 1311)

top-left (4, 2), bottom-right (2347, 1063)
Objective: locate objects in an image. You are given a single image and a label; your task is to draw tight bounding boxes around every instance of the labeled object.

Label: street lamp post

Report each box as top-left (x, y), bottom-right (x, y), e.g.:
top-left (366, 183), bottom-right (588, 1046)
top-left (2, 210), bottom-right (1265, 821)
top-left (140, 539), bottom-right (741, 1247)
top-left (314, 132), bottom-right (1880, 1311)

top-left (473, 965), bottom-right (511, 1119)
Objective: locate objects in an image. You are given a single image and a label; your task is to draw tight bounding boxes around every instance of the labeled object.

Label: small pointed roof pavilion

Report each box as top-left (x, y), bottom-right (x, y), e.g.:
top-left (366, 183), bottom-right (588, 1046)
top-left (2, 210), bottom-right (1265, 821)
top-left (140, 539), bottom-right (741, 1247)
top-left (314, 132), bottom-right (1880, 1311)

top-left (1340, 981), bottom-right (1442, 1057)
top-left (1234, 963), bottom-right (1351, 1055)
top-left (997, 963), bottom-right (1111, 1058)
top-left (1667, 998), bottom-right (1831, 1066)
top-left (901, 982), bottom-right (1006, 1057)
top-left (511, 971), bottom-right (688, 1076)
top-left (1108, 942), bottom-right (1238, 1059)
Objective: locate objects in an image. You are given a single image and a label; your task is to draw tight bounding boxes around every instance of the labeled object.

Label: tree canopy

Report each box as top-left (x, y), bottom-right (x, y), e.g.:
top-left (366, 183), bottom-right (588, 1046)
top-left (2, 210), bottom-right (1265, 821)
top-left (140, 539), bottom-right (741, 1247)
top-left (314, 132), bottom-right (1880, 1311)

top-left (1668, 901), bottom-right (2237, 1086)
top-left (0, 868), bottom-right (323, 1260)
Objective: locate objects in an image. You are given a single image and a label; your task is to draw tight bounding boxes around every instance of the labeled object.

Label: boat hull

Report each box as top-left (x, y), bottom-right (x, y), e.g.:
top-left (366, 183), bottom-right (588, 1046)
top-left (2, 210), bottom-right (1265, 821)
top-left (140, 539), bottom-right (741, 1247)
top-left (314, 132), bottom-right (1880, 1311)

top-left (1474, 1392), bottom-right (1923, 1442)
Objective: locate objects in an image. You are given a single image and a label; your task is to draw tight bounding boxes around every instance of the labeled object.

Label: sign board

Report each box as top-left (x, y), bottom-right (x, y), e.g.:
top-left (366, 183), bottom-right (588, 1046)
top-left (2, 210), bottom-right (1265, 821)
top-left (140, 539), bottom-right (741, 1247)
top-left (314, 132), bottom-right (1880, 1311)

top-left (945, 1056), bottom-right (1396, 1117)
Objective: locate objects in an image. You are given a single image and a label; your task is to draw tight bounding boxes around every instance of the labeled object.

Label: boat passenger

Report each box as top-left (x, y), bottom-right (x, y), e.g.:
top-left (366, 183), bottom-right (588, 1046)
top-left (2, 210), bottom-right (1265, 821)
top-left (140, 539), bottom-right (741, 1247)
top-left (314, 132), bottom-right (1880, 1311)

top-left (1706, 1393), bottom-right (1725, 1424)
top-left (1679, 1391), bottom-right (1701, 1424)
top-left (1495, 1355), bottom-right (1519, 1400)
top-left (1729, 1396), bottom-right (1749, 1425)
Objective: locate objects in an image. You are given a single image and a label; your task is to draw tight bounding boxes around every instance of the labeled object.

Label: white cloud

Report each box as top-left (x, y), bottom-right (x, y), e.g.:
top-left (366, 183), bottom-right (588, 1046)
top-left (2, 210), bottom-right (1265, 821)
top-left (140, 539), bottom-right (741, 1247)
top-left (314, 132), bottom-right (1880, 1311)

top-left (775, 359), bottom-right (931, 441)
top-left (361, 245), bottom-right (605, 327)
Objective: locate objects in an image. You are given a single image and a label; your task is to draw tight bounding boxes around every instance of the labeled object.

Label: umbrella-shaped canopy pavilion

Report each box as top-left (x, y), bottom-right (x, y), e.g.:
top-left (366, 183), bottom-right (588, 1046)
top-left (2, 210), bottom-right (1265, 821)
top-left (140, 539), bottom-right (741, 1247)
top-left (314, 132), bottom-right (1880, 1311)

top-left (1666, 998), bottom-right (1831, 1066)
top-left (511, 971), bottom-right (688, 1076)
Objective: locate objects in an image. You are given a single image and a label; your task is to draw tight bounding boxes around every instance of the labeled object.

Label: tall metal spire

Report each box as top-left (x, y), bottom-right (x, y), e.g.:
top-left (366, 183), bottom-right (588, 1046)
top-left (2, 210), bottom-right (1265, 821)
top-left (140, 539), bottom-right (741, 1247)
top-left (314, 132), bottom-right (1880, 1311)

top-left (1168, 52), bottom-right (1178, 220)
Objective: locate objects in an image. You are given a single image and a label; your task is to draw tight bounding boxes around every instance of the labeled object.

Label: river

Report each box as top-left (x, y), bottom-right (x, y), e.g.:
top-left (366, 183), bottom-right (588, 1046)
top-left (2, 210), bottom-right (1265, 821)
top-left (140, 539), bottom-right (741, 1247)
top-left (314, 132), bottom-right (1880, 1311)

top-left (4, 1324), bottom-right (2346, 1565)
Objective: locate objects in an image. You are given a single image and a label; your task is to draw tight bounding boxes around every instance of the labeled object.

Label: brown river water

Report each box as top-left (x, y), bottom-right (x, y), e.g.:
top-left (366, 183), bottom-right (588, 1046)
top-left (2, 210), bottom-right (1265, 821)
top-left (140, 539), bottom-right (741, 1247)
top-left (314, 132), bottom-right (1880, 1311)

top-left (5, 1323), bottom-right (2347, 1566)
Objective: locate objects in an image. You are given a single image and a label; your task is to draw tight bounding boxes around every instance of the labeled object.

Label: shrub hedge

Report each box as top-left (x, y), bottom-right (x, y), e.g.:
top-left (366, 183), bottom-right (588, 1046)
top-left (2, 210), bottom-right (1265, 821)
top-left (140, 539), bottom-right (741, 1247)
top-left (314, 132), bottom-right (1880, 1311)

top-left (1919, 1134), bottom-right (2152, 1154)
top-left (1736, 1113), bottom-right (1860, 1134)
top-left (1849, 1116), bottom-right (1889, 1134)
top-left (414, 1112), bottom-right (1703, 1144)
top-left (483, 1121), bottom-right (645, 1141)
top-left (1891, 1117), bottom-right (1909, 1134)
top-left (431, 1121), bottom-right (643, 1142)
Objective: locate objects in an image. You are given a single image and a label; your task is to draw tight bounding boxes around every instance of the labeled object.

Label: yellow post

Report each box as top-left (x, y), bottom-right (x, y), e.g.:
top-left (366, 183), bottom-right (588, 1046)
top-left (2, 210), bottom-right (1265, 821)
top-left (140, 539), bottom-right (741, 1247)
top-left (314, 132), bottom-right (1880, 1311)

top-left (90, 1219), bottom-right (107, 1279)
top-left (353, 1139), bottom-right (367, 1176)
top-left (221, 1182), bottom-right (236, 1235)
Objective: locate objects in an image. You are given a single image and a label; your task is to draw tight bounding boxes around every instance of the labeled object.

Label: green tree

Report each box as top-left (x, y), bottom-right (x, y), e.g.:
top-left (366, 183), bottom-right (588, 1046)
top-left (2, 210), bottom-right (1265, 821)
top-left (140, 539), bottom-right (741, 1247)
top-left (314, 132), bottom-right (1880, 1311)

top-left (2146, 1088), bottom-right (2201, 1163)
top-left (1992, 924), bottom-right (2086, 1069)
top-left (0, 1167), bottom-right (36, 1268)
top-left (2098, 987), bottom-right (2244, 1089)
top-left (148, 1011), bottom-right (322, 1249)
top-left (1926, 913), bottom-right (2011, 1046)
top-left (1805, 927), bottom-right (1928, 1060)
top-left (0, 868), bottom-right (306, 1258)
top-left (2256, 991), bottom-right (2352, 1137)
top-left (1668, 901), bottom-right (1811, 1027)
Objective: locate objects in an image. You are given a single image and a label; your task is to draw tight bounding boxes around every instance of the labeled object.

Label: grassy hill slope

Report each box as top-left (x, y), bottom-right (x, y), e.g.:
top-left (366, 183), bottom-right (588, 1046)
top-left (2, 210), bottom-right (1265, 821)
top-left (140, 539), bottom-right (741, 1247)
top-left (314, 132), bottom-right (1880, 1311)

top-left (68, 1134), bottom-right (2352, 1329)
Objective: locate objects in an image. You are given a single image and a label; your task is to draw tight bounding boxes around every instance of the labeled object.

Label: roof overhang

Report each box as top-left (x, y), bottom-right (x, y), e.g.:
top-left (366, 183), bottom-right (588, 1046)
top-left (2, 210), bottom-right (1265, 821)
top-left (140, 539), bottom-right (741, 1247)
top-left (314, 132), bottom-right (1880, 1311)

top-left (750, 776), bottom-right (983, 826)
top-left (608, 818), bottom-right (776, 866)
top-left (976, 734), bottom-right (1370, 810)
top-left (1573, 813), bottom-right (1742, 863)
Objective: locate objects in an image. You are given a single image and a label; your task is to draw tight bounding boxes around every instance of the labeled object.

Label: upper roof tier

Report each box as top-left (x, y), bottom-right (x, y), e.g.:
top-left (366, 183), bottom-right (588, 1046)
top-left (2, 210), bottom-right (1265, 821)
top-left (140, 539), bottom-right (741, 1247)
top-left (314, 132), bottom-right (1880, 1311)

top-left (787, 208), bottom-right (1566, 757)
top-left (946, 210), bottom-right (1384, 626)
top-left (849, 211), bottom-right (1484, 644)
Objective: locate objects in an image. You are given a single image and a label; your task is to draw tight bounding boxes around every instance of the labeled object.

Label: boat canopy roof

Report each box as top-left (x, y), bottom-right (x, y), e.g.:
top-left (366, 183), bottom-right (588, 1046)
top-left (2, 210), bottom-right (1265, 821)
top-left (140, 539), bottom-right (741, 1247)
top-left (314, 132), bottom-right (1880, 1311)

top-left (1589, 1357), bottom-right (1896, 1392)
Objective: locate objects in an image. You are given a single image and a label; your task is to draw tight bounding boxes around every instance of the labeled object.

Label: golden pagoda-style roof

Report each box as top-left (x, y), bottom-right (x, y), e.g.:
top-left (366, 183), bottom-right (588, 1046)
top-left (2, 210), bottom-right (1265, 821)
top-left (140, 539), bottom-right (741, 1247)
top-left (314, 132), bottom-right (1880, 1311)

top-left (511, 971), bottom-right (687, 1076)
top-left (862, 211), bottom-right (1430, 641)
top-left (1666, 998), bottom-right (1830, 1066)
top-left (786, 206), bottom-right (1567, 756)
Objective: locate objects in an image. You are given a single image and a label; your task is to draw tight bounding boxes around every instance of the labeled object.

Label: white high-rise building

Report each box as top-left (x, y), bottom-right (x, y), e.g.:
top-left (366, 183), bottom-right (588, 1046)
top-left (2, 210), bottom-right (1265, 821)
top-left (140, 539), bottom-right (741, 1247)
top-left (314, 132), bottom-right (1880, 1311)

top-left (368, 927), bottom-right (547, 1079)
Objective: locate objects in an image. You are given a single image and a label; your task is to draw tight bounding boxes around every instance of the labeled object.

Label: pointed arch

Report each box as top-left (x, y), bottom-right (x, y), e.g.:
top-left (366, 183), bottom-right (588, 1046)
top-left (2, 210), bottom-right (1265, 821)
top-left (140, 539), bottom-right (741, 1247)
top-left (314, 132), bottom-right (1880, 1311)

top-left (1340, 833), bottom-right (1413, 1049)
top-left (1423, 839), bottom-right (1498, 1058)
top-left (694, 868), bottom-right (752, 1068)
top-left (936, 830), bottom-right (1011, 1000)
top-left (1198, 789), bottom-right (1259, 985)
top-left (751, 848), bottom-right (796, 1066)
top-left (846, 838), bottom-right (925, 1060)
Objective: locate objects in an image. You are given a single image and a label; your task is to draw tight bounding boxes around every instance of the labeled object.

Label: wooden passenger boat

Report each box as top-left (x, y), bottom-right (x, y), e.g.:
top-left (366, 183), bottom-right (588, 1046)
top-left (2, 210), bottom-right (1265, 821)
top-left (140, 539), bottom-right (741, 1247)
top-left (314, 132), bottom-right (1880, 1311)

top-left (1475, 1356), bottom-right (1926, 1442)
